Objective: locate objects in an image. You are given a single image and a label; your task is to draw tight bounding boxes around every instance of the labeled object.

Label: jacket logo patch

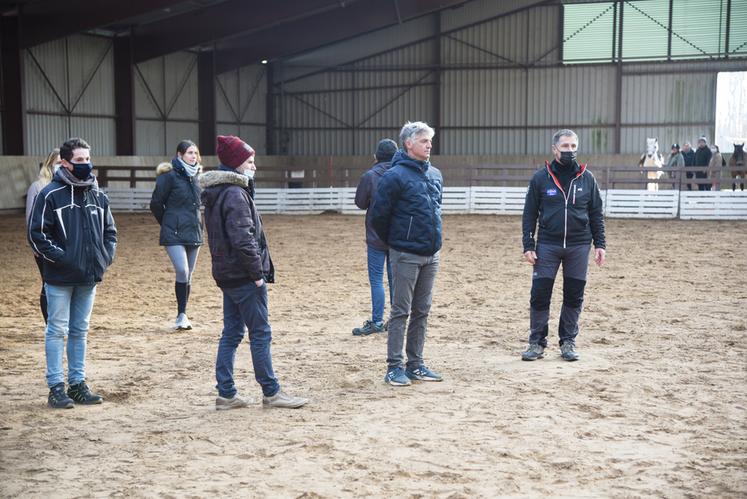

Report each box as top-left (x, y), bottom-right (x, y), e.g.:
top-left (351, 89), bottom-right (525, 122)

top-left (577, 188), bottom-right (583, 192)
top-left (546, 188), bottom-right (557, 196)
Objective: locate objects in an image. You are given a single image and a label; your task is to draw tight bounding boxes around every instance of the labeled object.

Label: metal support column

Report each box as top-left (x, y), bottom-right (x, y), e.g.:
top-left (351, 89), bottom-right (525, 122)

top-left (1, 14), bottom-right (25, 154)
top-left (265, 63), bottom-right (275, 154)
top-left (432, 11), bottom-right (441, 154)
top-left (113, 35), bottom-right (134, 155)
top-left (614, 0), bottom-right (624, 154)
top-left (198, 50), bottom-right (216, 154)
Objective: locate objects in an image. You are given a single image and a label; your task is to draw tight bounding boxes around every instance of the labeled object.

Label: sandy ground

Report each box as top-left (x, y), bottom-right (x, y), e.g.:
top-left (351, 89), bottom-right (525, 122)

top-left (0, 212), bottom-right (745, 498)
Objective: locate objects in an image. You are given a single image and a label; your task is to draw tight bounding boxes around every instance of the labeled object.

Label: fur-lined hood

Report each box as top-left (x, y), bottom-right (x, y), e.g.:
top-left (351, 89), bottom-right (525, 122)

top-left (156, 163), bottom-right (173, 175)
top-left (198, 170), bottom-right (249, 189)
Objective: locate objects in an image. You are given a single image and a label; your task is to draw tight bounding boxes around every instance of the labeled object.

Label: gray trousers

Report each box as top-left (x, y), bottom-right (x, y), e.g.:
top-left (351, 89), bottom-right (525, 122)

top-left (387, 249), bottom-right (440, 369)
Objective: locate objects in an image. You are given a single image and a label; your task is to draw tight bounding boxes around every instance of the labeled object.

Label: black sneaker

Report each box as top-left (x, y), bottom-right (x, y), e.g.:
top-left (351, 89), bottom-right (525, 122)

top-left (352, 320), bottom-right (386, 336)
top-left (48, 383), bottom-right (74, 409)
top-left (67, 381), bottom-right (104, 405)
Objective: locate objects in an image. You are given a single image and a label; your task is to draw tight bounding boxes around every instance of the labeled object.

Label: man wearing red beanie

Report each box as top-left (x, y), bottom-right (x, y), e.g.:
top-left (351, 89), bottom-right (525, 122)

top-left (199, 135), bottom-right (308, 410)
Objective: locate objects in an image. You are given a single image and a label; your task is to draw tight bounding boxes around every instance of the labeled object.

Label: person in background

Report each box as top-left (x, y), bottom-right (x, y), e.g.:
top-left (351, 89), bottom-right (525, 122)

top-left (694, 136), bottom-right (712, 191)
top-left (26, 148), bottom-right (61, 323)
top-left (200, 135), bottom-right (308, 410)
top-left (665, 143), bottom-right (684, 188)
top-left (682, 142), bottom-right (696, 190)
top-left (708, 144), bottom-right (725, 191)
top-left (352, 138), bottom-right (398, 336)
top-left (28, 137), bottom-right (117, 409)
top-left (150, 140), bottom-right (203, 330)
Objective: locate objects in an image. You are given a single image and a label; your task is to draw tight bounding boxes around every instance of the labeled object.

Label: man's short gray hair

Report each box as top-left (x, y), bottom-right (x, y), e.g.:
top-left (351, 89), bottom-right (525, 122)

top-left (400, 121), bottom-right (435, 149)
top-left (552, 129), bottom-right (578, 146)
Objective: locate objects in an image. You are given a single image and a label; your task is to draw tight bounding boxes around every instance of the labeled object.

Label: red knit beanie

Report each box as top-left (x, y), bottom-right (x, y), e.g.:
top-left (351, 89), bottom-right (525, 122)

top-left (216, 135), bottom-right (255, 169)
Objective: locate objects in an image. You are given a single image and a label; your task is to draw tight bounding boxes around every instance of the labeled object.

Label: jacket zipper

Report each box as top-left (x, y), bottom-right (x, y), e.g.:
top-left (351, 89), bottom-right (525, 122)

top-left (547, 166), bottom-right (581, 250)
top-left (406, 216), bottom-right (413, 240)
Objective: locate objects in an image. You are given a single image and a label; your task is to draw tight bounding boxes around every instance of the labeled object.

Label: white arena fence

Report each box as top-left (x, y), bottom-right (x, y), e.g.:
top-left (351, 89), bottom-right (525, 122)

top-left (105, 187), bottom-right (747, 220)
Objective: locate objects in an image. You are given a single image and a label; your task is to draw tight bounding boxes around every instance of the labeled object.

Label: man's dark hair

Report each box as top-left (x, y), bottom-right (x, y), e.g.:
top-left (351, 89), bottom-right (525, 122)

top-left (60, 137), bottom-right (91, 161)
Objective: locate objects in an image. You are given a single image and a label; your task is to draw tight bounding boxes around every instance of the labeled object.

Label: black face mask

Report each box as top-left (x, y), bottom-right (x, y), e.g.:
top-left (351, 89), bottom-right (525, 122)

top-left (70, 162), bottom-right (93, 180)
top-left (559, 150), bottom-right (577, 166)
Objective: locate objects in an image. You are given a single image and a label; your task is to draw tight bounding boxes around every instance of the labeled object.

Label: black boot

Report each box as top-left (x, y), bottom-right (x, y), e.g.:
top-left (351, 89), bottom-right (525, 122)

top-left (67, 381), bottom-right (103, 405)
top-left (48, 383), bottom-right (74, 409)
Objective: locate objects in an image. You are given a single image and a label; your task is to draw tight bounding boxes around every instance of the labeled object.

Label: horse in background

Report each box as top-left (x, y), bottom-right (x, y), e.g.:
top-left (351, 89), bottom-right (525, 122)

top-left (729, 143), bottom-right (745, 191)
top-left (638, 138), bottom-right (665, 191)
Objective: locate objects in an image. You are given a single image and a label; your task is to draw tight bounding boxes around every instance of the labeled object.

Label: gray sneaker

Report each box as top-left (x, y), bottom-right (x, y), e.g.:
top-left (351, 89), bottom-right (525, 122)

top-left (215, 394), bottom-right (251, 410)
top-left (262, 390), bottom-right (308, 409)
top-left (175, 313), bottom-right (192, 330)
top-left (521, 343), bottom-right (545, 361)
top-left (560, 342), bottom-right (580, 361)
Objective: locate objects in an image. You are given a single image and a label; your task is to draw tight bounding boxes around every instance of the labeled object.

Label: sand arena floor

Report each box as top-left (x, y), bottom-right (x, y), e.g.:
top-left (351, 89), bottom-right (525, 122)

top-left (0, 212), bottom-right (745, 497)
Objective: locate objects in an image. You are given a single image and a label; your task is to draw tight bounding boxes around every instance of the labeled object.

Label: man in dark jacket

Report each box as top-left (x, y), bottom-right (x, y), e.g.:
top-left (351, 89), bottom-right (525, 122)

top-left (694, 136), bottom-right (713, 191)
top-left (370, 121), bottom-right (443, 386)
top-left (682, 142), bottom-right (696, 190)
top-left (28, 137), bottom-right (117, 408)
top-left (351, 138), bottom-right (398, 336)
top-left (200, 135), bottom-right (307, 410)
top-left (521, 129), bottom-right (606, 362)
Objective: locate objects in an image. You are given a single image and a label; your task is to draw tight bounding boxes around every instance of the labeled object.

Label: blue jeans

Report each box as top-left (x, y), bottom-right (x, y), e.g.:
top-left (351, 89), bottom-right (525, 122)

top-left (44, 283), bottom-right (97, 388)
top-left (367, 246), bottom-right (392, 323)
top-left (215, 282), bottom-right (280, 398)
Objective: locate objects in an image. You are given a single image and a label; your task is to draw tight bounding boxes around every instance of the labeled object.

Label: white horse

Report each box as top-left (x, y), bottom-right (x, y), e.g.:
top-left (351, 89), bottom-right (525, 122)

top-left (638, 137), bottom-right (665, 191)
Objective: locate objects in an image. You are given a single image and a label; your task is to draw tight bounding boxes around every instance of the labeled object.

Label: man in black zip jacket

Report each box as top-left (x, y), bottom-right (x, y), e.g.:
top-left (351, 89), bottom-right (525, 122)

top-left (521, 129), bottom-right (606, 362)
top-left (28, 137), bottom-right (117, 408)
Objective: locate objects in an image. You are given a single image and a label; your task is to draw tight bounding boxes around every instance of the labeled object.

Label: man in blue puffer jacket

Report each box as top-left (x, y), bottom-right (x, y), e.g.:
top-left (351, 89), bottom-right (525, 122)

top-left (370, 121), bottom-right (443, 386)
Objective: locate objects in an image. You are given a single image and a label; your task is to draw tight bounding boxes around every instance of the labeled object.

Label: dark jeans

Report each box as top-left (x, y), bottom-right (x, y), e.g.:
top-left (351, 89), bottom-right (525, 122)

top-left (215, 282), bottom-right (280, 398)
top-left (529, 244), bottom-right (589, 347)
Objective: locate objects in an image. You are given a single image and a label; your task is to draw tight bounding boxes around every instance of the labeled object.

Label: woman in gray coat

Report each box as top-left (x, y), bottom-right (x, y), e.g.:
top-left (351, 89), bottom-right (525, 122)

top-left (150, 140), bottom-right (203, 330)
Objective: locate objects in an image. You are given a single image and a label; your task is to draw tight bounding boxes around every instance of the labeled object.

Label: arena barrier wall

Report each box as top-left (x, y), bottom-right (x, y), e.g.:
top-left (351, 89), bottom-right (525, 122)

top-left (105, 187), bottom-right (747, 220)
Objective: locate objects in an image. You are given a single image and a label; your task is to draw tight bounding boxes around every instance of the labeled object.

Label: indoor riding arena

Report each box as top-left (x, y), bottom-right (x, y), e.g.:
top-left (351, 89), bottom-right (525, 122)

top-left (1, 1), bottom-right (746, 498)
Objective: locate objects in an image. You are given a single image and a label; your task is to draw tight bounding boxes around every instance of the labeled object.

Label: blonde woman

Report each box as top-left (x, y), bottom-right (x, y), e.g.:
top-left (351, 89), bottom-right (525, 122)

top-left (26, 149), bottom-right (61, 323)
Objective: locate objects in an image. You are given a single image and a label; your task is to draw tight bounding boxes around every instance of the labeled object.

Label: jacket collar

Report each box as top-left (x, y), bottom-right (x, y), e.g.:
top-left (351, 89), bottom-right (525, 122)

top-left (545, 160), bottom-right (587, 194)
top-left (198, 169), bottom-right (249, 189)
top-left (548, 159), bottom-right (585, 175)
top-left (392, 150), bottom-right (429, 174)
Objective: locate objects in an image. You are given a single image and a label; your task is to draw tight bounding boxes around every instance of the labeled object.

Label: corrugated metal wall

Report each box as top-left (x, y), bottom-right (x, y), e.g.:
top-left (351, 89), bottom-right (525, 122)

top-left (134, 51), bottom-right (199, 155)
top-left (216, 63), bottom-right (268, 154)
top-left (10, 0), bottom-right (743, 157)
top-left (270, 0), bottom-right (741, 156)
top-left (24, 34), bottom-right (116, 155)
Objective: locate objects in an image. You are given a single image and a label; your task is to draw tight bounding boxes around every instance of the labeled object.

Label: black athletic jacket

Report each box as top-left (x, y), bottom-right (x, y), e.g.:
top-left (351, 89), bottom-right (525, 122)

top-left (522, 160), bottom-right (605, 252)
top-left (28, 169), bottom-right (117, 286)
